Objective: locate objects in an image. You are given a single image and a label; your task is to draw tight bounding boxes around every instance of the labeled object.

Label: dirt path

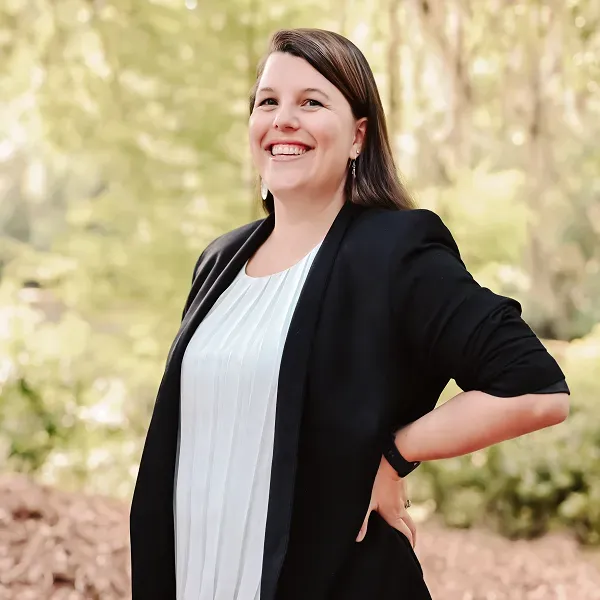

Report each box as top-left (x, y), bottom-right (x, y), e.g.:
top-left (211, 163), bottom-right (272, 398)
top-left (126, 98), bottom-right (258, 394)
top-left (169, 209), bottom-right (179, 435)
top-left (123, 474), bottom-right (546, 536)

top-left (1, 475), bottom-right (599, 599)
top-left (418, 521), bottom-right (600, 599)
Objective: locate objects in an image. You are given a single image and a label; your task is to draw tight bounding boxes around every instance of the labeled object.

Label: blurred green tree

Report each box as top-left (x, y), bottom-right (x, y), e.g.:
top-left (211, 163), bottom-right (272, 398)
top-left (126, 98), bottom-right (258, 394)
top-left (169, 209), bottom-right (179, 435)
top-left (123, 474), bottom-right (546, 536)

top-left (0, 1), bottom-right (598, 517)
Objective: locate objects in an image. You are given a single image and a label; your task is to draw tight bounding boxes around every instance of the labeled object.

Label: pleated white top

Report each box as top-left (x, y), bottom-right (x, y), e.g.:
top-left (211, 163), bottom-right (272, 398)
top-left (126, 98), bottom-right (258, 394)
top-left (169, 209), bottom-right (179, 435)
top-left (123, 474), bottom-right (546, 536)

top-left (174, 241), bottom-right (322, 600)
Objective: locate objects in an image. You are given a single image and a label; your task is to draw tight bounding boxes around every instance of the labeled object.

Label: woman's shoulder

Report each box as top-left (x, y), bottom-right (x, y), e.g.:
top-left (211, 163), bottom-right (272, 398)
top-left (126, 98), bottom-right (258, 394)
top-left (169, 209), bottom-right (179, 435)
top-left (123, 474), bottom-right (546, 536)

top-left (334, 207), bottom-right (463, 289)
top-left (190, 217), bottom-right (267, 281)
top-left (350, 206), bottom-right (458, 255)
top-left (204, 217), bottom-right (266, 258)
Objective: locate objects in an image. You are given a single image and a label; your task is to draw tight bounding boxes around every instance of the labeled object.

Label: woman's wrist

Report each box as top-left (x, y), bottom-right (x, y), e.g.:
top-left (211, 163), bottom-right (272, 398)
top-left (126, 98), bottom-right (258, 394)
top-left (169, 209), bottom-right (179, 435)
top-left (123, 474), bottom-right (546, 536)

top-left (393, 424), bottom-right (419, 463)
top-left (379, 453), bottom-right (402, 481)
top-left (383, 427), bottom-right (421, 478)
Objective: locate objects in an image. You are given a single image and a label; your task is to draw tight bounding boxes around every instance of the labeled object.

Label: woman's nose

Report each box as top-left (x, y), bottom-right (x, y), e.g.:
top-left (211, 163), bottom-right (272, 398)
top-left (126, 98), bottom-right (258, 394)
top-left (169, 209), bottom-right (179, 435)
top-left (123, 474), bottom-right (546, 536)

top-left (272, 106), bottom-right (300, 131)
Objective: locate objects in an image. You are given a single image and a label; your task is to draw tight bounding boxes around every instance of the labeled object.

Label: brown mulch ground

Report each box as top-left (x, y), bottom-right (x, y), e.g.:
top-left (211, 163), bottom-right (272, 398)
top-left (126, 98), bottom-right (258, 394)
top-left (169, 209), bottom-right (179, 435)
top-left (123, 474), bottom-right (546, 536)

top-left (1, 474), bottom-right (599, 599)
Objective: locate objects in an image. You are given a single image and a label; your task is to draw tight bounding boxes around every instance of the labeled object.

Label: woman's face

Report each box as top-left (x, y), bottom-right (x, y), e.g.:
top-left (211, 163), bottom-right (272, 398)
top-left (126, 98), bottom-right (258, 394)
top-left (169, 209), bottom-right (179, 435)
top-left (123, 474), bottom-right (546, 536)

top-left (249, 52), bottom-right (365, 204)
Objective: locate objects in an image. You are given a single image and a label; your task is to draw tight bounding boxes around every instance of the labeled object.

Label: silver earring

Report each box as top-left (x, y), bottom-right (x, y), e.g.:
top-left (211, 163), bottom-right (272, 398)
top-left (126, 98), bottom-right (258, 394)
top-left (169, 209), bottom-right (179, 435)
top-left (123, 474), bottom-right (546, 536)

top-left (260, 179), bottom-right (269, 201)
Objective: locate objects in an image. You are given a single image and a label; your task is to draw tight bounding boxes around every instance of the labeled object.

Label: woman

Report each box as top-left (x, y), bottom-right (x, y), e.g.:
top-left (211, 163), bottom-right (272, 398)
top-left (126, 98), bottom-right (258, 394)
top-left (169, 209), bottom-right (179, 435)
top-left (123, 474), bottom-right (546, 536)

top-left (130, 29), bottom-right (570, 600)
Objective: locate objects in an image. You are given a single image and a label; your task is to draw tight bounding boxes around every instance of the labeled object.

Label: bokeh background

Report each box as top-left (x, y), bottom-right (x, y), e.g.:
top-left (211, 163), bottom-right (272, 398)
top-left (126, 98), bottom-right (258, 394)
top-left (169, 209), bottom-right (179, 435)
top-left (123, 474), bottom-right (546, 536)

top-left (1, 1), bottom-right (599, 598)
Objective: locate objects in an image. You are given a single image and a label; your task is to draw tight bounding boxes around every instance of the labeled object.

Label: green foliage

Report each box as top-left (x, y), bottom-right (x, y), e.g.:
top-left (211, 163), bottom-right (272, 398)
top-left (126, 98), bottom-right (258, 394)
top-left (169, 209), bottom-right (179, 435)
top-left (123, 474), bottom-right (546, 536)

top-left (0, 0), bottom-right (336, 499)
top-left (411, 328), bottom-right (600, 545)
top-left (0, 289), bottom-right (151, 497)
top-left (0, 0), bottom-right (599, 544)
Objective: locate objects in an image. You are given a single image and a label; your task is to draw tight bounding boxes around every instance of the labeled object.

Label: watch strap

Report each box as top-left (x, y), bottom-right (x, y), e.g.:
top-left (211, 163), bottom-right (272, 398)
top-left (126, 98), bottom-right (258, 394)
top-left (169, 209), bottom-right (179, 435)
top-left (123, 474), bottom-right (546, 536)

top-left (383, 432), bottom-right (420, 478)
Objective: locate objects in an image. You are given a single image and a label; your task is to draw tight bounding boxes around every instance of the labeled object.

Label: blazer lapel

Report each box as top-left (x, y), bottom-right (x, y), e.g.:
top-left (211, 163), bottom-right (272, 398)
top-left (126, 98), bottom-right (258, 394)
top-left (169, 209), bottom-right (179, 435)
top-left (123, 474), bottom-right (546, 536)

top-left (166, 214), bottom-right (274, 368)
top-left (261, 201), bottom-right (362, 600)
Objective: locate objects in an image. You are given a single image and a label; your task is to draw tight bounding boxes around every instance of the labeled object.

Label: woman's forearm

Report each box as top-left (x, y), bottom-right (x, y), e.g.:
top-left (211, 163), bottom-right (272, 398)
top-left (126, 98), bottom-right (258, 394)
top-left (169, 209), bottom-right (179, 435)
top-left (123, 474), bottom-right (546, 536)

top-left (394, 391), bottom-right (569, 463)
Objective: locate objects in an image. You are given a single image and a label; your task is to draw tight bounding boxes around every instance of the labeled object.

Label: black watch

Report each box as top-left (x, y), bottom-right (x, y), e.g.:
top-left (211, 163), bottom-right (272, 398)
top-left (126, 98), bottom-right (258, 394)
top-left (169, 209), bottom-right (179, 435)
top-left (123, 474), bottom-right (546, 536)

top-left (383, 432), bottom-right (420, 478)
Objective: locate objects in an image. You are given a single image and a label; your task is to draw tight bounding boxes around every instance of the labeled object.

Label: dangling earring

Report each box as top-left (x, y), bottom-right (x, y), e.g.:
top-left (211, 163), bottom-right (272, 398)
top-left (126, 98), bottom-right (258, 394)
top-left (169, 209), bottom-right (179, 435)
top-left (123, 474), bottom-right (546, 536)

top-left (260, 178), bottom-right (269, 201)
top-left (352, 149), bottom-right (360, 178)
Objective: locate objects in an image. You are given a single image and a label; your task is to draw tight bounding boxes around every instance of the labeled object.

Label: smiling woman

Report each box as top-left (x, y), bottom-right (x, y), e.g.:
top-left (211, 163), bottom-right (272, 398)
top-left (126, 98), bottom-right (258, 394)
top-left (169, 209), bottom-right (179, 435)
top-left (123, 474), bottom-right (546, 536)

top-left (250, 53), bottom-right (357, 205)
top-left (248, 30), bottom-right (415, 216)
top-left (129, 28), bottom-right (570, 600)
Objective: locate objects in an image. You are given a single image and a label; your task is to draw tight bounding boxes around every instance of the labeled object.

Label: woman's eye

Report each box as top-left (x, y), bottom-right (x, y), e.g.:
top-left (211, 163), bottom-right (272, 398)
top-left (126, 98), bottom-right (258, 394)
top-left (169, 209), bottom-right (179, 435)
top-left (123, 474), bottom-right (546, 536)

top-left (256, 98), bottom-right (322, 108)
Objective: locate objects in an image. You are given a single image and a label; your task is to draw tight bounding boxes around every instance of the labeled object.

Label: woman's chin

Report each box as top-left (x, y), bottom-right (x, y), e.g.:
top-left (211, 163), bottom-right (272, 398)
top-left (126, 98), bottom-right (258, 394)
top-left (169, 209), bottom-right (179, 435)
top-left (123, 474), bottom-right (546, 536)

top-left (268, 183), bottom-right (311, 200)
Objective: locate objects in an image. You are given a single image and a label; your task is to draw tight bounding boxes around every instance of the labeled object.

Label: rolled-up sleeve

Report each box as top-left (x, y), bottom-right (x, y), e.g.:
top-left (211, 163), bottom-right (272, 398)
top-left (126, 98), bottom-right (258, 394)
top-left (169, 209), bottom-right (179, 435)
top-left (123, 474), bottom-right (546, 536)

top-left (391, 209), bottom-right (569, 397)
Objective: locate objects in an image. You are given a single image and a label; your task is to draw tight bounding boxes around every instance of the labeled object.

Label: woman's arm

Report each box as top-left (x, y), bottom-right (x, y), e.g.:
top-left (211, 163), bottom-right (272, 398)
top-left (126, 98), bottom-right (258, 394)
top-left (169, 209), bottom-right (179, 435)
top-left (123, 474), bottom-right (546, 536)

top-left (387, 210), bottom-right (570, 467)
top-left (394, 390), bottom-right (569, 463)
top-left (368, 391), bottom-right (569, 544)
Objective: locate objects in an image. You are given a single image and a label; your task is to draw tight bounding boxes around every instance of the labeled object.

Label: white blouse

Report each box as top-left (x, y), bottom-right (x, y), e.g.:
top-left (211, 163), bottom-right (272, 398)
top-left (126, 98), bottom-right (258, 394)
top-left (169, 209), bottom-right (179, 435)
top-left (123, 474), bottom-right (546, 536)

top-left (174, 242), bottom-right (322, 600)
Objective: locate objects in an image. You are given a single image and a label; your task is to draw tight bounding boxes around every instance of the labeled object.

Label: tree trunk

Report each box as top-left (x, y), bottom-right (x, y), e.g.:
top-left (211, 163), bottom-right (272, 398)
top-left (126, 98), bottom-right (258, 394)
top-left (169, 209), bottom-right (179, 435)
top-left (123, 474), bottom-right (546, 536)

top-left (525, 3), bottom-right (557, 337)
top-left (449, 0), bottom-right (472, 167)
top-left (386, 0), bottom-right (402, 146)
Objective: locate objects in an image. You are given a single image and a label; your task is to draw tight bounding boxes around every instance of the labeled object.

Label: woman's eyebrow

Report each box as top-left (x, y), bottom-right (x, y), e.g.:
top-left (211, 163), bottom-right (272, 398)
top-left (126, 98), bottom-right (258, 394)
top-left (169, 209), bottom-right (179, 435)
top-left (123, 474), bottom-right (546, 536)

top-left (256, 86), bottom-right (331, 101)
top-left (303, 87), bottom-right (331, 100)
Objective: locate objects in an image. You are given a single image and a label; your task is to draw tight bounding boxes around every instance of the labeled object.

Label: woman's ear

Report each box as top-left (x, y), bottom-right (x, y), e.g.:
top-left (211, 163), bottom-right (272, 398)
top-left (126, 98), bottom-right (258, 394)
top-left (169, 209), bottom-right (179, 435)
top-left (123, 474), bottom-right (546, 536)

top-left (351, 118), bottom-right (368, 158)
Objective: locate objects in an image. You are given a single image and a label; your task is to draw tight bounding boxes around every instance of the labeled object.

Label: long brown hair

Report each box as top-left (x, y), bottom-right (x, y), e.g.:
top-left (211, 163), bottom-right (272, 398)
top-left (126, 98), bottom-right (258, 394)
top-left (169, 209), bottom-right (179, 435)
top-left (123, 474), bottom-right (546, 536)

top-left (249, 28), bottom-right (415, 214)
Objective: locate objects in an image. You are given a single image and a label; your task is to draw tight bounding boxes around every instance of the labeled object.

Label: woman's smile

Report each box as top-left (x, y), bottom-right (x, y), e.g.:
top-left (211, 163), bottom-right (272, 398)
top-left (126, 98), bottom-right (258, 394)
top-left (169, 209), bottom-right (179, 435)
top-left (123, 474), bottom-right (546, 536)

top-left (269, 143), bottom-right (313, 161)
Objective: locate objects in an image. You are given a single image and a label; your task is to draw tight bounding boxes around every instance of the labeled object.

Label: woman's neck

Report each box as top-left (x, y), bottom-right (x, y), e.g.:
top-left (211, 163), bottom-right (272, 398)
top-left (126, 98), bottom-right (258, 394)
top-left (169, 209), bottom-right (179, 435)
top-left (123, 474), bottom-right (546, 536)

top-left (269, 193), bottom-right (345, 249)
top-left (245, 192), bottom-right (345, 277)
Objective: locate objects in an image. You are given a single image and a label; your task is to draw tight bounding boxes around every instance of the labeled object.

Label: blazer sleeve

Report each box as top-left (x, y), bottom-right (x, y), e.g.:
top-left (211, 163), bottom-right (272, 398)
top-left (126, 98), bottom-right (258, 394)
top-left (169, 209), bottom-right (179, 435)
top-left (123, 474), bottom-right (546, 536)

top-left (390, 210), bottom-right (569, 397)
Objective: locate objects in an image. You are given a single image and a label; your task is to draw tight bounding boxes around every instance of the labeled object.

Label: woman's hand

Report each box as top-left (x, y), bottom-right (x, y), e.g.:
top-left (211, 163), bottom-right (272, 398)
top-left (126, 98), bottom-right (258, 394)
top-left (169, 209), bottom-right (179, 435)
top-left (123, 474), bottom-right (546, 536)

top-left (356, 455), bottom-right (417, 547)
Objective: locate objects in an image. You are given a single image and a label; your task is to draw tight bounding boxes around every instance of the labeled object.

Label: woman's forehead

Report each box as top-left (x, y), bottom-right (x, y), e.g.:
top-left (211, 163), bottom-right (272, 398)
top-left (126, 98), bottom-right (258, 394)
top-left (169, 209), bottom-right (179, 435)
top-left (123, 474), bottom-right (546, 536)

top-left (259, 53), bottom-right (337, 95)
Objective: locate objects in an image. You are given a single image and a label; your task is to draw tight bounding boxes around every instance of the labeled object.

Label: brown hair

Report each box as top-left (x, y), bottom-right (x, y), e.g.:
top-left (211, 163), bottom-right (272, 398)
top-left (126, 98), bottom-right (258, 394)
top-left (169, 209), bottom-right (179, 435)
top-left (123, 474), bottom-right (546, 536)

top-left (250, 28), bottom-right (415, 214)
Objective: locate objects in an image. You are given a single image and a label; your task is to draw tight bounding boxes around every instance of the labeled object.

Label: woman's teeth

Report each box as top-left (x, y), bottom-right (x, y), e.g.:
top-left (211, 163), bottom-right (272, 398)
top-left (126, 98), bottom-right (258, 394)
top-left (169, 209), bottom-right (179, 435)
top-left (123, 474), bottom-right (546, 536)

top-left (271, 144), bottom-right (309, 156)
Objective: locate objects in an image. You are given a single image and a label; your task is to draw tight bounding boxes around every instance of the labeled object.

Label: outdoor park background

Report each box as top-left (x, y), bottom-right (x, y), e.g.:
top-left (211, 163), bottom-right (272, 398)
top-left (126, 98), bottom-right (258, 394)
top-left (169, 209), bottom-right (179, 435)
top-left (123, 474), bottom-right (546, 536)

top-left (1, 0), bottom-right (599, 598)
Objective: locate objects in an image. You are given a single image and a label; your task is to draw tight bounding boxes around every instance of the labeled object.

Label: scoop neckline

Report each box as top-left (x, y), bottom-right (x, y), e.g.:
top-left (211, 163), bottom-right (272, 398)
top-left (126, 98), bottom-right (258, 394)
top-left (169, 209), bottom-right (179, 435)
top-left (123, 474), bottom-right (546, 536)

top-left (242, 240), bottom-right (323, 281)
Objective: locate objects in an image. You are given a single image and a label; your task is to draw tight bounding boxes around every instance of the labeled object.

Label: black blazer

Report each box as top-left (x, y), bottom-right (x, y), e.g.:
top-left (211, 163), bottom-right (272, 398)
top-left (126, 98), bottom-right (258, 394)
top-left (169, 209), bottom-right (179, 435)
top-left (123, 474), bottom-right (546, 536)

top-left (130, 202), bottom-right (567, 600)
